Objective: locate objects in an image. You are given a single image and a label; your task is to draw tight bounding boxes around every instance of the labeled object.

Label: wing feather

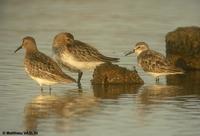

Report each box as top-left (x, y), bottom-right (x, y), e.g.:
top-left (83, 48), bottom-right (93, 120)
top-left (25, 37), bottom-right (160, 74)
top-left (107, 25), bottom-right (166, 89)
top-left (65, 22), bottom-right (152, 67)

top-left (25, 52), bottom-right (76, 83)
top-left (138, 50), bottom-right (182, 73)
top-left (66, 40), bottom-right (119, 62)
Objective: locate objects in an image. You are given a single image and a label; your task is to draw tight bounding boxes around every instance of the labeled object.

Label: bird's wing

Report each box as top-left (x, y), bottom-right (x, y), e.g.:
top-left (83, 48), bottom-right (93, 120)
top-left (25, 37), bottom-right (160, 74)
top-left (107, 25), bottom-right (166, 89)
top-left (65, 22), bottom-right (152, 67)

top-left (26, 52), bottom-right (76, 83)
top-left (138, 50), bottom-right (181, 73)
top-left (66, 40), bottom-right (119, 62)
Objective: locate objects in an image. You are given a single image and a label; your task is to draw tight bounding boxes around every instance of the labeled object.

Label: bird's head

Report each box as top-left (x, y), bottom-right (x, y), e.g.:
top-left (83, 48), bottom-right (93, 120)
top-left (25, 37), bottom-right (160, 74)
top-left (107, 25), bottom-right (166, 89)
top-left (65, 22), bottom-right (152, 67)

top-left (15, 36), bottom-right (38, 53)
top-left (125, 42), bottom-right (149, 56)
top-left (53, 32), bottom-right (74, 48)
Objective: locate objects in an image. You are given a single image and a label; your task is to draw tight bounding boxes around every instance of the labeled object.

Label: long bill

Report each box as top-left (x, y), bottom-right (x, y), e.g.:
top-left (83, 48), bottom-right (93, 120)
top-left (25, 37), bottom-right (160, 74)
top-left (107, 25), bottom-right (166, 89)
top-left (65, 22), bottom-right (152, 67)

top-left (125, 50), bottom-right (135, 56)
top-left (14, 45), bottom-right (22, 53)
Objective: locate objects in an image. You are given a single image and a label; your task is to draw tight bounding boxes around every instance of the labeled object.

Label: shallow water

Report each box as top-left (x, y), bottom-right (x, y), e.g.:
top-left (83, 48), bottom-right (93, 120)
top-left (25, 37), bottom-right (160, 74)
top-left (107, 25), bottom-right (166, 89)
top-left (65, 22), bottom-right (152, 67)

top-left (0, 0), bottom-right (200, 136)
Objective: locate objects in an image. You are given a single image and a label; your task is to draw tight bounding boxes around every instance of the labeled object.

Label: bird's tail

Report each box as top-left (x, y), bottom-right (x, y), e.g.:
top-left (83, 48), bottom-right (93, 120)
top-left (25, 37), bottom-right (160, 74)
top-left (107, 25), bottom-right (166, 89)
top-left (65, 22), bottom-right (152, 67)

top-left (100, 55), bottom-right (120, 63)
top-left (164, 66), bottom-right (185, 74)
top-left (60, 74), bottom-right (77, 83)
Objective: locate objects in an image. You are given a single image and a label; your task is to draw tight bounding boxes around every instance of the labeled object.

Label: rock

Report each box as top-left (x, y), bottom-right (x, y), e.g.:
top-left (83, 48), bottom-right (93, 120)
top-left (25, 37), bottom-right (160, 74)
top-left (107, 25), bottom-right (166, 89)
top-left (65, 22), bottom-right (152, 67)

top-left (165, 26), bottom-right (200, 70)
top-left (91, 63), bottom-right (144, 85)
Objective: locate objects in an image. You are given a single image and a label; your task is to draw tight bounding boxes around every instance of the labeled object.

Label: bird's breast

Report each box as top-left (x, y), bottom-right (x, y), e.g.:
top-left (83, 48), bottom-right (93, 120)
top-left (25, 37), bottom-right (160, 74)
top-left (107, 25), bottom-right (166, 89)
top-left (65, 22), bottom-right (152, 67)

top-left (24, 59), bottom-right (31, 74)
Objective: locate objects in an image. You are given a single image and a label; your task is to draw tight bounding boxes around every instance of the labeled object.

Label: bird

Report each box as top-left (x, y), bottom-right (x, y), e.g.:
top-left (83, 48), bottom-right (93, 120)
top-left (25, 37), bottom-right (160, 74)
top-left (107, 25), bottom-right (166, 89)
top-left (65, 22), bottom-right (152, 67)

top-left (52, 32), bottom-right (119, 84)
top-left (125, 42), bottom-right (184, 82)
top-left (15, 36), bottom-right (76, 91)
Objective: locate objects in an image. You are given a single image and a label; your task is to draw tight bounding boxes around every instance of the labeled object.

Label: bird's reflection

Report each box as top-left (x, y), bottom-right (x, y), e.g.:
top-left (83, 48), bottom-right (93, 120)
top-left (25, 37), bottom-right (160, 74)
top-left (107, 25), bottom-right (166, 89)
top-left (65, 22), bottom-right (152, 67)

top-left (135, 84), bottom-right (183, 126)
top-left (166, 71), bottom-right (200, 93)
top-left (138, 71), bottom-right (200, 105)
top-left (138, 84), bottom-right (183, 105)
top-left (92, 84), bottom-right (142, 99)
top-left (135, 74), bottom-right (200, 126)
top-left (24, 89), bottom-right (98, 132)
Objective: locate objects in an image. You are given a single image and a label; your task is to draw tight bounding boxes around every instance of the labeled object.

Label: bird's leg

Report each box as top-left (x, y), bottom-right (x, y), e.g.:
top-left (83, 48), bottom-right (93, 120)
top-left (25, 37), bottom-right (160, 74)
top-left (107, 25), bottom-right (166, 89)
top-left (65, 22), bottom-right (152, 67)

top-left (78, 82), bottom-right (82, 90)
top-left (49, 86), bottom-right (52, 95)
top-left (49, 86), bottom-right (52, 91)
top-left (156, 77), bottom-right (158, 82)
top-left (155, 77), bottom-right (159, 82)
top-left (78, 72), bottom-right (83, 84)
top-left (40, 86), bottom-right (43, 93)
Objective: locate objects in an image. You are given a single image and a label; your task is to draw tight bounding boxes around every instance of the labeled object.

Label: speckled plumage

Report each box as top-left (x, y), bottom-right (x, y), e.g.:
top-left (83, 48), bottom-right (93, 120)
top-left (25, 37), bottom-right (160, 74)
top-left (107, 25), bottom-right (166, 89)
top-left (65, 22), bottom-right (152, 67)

top-left (24, 51), bottom-right (76, 84)
top-left (138, 50), bottom-right (182, 74)
top-left (126, 42), bottom-right (184, 81)
top-left (52, 32), bottom-right (119, 84)
top-left (15, 36), bottom-right (76, 90)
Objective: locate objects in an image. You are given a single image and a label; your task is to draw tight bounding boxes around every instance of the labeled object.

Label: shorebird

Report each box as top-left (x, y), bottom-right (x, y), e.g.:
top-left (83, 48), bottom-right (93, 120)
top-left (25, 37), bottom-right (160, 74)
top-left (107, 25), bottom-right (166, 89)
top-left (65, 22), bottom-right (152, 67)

top-left (125, 42), bottom-right (184, 82)
top-left (52, 32), bottom-right (119, 84)
top-left (15, 36), bottom-right (76, 91)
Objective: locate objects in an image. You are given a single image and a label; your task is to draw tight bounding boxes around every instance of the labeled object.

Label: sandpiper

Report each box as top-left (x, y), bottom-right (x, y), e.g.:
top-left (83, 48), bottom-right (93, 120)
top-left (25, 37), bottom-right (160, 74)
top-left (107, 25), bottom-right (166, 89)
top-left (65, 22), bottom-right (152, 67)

top-left (15, 36), bottom-right (76, 91)
top-left (52, 32), bottom-right (119, 84)
top-left (125, 42), bottom-right (184, 82)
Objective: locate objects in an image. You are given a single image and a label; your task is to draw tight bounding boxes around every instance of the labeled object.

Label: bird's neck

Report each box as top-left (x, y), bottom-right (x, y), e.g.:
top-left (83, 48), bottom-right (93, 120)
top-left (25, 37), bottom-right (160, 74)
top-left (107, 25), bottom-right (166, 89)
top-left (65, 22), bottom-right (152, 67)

top-left (53, 42), bottom-right (72, 48)
top-left (53, 44), bottom-right (63, 48)
top-left (25, 47), bottom-right (38, 56)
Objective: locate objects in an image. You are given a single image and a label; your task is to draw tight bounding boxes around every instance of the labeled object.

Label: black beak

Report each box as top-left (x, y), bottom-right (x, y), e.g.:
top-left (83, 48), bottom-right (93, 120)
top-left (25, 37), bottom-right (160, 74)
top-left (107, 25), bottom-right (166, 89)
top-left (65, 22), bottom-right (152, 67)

top-left (14, 45), bottom-right (22, 53)
top-left (125, 50), bottom-right (135, 56)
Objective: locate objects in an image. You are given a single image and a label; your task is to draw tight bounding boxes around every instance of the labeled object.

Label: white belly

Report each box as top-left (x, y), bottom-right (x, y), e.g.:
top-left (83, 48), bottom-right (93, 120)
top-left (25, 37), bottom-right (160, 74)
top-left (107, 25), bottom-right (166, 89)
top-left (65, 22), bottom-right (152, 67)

top-left (60, 53), bottom-right (103, 70)
top-left (147, 72), bottom-right (168, 77)
top-left (24, 67), bottom-right (57, 86)
top-left (30, 76), bottom-right (57, 86)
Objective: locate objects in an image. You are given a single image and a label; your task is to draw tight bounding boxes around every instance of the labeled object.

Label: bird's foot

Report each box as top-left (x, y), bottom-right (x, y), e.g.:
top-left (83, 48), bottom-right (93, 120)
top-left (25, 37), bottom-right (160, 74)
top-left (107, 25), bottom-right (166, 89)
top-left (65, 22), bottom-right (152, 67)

top-left (155, 77), bottom-right (160, 83)
top-left (49, 86), bottom-right (52, 95)
top-left (78, 72), bottom-right (83, 83)
top-left (77, 82), bottom-right (82, 90)
top-left (40, 87), bottom-right (44, 93)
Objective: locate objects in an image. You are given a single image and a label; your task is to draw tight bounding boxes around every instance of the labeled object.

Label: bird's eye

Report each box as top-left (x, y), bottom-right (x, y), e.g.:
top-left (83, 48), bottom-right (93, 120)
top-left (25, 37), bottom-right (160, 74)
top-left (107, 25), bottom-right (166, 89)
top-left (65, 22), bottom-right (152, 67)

top-left (136, 46), bottom-right (140, 49)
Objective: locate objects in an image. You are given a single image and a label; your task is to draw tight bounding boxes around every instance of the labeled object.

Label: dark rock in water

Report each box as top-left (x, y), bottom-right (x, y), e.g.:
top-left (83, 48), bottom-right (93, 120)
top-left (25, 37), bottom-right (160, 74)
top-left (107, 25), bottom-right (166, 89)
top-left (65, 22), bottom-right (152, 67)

top-left (165, 26), bottom-right (200, 71)
top-left (91, 63), bottom-right (144, 84)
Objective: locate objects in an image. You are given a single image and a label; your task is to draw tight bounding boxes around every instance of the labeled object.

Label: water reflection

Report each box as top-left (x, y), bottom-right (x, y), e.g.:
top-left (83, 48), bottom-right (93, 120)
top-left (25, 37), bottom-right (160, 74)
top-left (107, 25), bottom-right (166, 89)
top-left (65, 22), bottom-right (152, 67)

top-left (166, 71), bottom-right (200, 93)
top-left (138, 71), bottom-right (200, 105)
top-left (138, 85), bottom-right (183, 105)
top-left (92, 84), bottom-right (142, 99)
top-left (135, 84), bottom-right (183, 125)
top-left (24, 89), bottom-right (98, 132)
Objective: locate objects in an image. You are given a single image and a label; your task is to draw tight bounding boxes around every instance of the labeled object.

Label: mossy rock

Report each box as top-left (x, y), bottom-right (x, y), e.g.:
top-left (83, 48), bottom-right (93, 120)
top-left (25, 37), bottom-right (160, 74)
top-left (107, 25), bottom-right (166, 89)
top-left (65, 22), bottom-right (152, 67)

top-left (91, 63), bottom-right (144, 85)
top-left (165, 26), bottom-right (200, 70)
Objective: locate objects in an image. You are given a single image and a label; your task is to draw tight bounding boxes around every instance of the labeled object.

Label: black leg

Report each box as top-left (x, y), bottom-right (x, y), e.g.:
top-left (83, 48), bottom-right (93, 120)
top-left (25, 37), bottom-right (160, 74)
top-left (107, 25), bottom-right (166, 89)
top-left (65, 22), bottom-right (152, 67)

top-left (49, 86), bottom-right (51, 91)
top-left (40, 86), bottom-right (43, 93)
top-left (78, 72), bottom-right (83, 84)
top-left (155, 77), bottom-right (159, 83)
top-left (49, 86), bottom-right (52, 95)
top-left (78, 82), bottom-right (82, 90)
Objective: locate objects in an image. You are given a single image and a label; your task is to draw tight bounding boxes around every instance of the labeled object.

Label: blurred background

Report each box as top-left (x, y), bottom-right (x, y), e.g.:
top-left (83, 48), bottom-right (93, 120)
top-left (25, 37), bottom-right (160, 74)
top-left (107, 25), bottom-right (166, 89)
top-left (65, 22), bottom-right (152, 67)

top-left (0, 0), bottom-right (200, 136)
